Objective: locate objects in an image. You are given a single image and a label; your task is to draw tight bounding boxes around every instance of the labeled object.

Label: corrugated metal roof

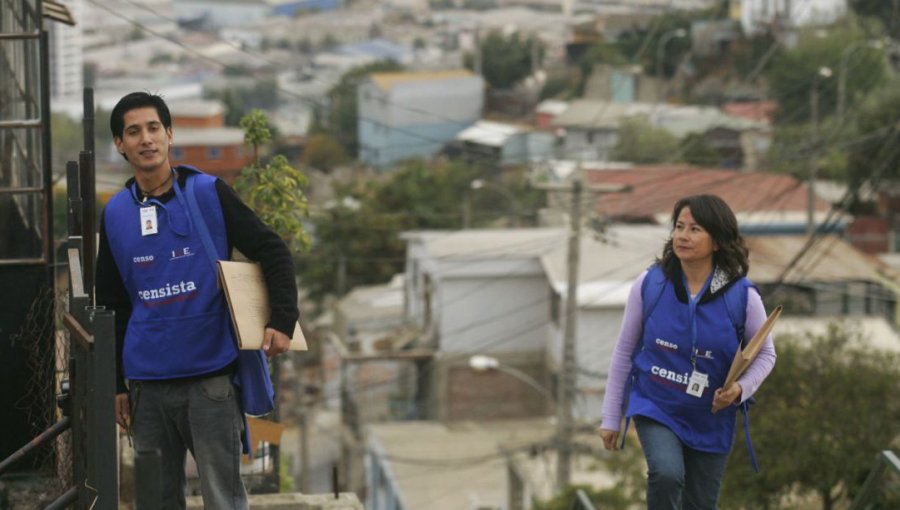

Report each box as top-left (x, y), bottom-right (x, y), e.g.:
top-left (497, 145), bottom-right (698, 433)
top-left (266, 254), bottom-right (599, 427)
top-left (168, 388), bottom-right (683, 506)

top-left (746, 234), bottom-right (886, 284)
top-left (585, 166), bottom-right (832, 223)
top-left (551, 100), bottom-right (767, 135)
top-left (368, 69), bottom-right (477, 92)
top-left (455, 120), bottom-right (527, 147)
top-left (552, 100), bottom-right (656, 129)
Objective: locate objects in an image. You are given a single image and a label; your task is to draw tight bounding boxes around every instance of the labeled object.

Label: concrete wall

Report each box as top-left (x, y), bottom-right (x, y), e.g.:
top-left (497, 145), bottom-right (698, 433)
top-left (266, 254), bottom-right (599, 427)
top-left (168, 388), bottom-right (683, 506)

top-left (438, 275), bottom-right (550, 354)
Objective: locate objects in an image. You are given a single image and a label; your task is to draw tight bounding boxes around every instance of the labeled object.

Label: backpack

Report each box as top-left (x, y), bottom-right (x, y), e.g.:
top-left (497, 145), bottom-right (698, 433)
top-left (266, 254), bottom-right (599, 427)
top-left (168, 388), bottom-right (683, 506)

top-left (627, 264), bottom-right (760, 471)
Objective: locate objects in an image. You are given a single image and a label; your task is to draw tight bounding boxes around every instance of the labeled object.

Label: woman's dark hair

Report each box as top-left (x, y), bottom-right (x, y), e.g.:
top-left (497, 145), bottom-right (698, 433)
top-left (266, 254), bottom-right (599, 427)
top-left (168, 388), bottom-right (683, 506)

top-left (109, 91), bottom-right (172, 139)
top-left (657, 194), bottom-right (749, 279)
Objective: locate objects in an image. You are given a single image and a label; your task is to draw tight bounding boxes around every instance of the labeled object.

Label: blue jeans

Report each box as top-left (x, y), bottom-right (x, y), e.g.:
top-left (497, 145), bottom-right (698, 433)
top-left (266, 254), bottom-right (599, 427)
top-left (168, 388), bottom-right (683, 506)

top-left (634, 416), bottom-right (730, 510)
top-left (131, 375), bottom-right (248, 510)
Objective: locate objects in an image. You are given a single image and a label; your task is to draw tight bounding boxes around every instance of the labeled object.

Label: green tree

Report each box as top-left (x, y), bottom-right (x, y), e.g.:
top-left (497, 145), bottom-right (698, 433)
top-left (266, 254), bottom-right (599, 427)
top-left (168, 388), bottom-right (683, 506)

top-left (720, 323), bottom-right (900, 510)
top-left (767, 119), bottom-right (853, 181)
top-left (766, 28), bottom-right (887, 124)
top-left (325, 60), bottom-right (404, 157)
top-left (680, 133), bottom-right (720, 167)
top-left (234, 110), bottom-right (310, 253)
top-left (611, 117), bottom-right (681, 164)
top-left (463, 30), bottom-right (542, 89)
top-left (301, 133), bottom-right (347, 172)
top-left (50, 113), bottom-right (83, 175)
top-left (615, 11), bottom-right (694, 78)
top-left (846, 85), bottom-right (900, 195)
top-left (848, 0), bottom-right (900, 37)
top-left (298, 159), bottom-right (483, 302)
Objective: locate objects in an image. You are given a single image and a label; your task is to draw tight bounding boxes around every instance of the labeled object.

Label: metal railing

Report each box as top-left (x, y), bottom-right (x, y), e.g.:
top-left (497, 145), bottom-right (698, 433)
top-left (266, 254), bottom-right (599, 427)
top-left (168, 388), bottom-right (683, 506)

top-left (850, 450), bottom-right (900, 510)
top-left (0, 88), bottom-right (119, 509)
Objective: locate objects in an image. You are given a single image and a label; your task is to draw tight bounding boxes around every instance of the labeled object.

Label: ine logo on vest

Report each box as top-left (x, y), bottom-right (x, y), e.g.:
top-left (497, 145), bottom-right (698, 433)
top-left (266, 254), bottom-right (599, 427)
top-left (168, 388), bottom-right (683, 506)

top-left (170, 246), bottom-right (195, 260)
top-left (137, 280), bottom-right (198, 307)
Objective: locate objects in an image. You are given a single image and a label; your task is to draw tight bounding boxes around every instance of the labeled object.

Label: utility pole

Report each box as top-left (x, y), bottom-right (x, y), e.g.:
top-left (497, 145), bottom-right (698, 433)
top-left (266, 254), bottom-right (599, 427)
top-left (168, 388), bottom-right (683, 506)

top-left (533, 177), bottom-right (627, 491)
top-left (557, 179), bottom-right (581, 490)
top-left (473, 26), bottom-right (482, 76)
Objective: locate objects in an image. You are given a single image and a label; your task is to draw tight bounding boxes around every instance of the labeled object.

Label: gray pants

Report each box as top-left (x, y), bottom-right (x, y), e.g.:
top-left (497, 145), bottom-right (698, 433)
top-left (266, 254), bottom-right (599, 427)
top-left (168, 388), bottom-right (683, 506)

top-left (131, 375), bottom-right (248, 510)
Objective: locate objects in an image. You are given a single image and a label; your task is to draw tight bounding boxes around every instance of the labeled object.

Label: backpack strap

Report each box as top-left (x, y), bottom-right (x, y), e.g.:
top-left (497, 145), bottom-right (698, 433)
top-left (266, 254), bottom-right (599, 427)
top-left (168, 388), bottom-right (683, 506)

top-left (619, 265), bottom-right (666, 449)
top-left (721, 276), bottom-right (762, 472)
top-left (721, 277), bottom-right (750, 347)
top-left (183, 172), bottom-right (259, 456)
top-left (641, 264), bottom-right (667, 324)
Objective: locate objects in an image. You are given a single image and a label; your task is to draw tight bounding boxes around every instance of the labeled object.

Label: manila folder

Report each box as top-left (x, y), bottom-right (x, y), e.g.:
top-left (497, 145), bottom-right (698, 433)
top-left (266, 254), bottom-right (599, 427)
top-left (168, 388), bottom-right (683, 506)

top-left (217, 260), bottom-right (308, 351)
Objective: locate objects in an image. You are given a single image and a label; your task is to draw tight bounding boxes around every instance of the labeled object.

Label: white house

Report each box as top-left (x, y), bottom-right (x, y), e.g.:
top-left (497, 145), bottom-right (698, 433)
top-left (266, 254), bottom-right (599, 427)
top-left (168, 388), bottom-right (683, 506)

top-left (402, 229), bottom-right (567, 420)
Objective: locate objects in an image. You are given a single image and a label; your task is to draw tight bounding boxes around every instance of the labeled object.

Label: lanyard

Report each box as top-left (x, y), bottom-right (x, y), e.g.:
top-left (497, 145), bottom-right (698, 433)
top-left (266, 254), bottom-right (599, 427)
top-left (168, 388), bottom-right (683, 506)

top-left (683, 269), bottom-right (714, 370)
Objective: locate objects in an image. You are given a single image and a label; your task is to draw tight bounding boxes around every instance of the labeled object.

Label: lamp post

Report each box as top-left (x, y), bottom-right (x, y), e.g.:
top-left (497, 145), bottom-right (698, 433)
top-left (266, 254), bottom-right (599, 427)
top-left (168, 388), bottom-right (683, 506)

top-left (808, 66), bottom-right (832, 235)
top-left (656, 28), bottom-right (687, 103)
top-left (837, 39), bottom-right (884, 118)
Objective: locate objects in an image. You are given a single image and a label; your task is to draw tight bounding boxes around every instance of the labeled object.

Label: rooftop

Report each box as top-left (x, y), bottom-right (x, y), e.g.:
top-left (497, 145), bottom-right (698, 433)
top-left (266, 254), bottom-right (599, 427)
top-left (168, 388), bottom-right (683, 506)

top-left (584, 165), bottom-right (833, 226)
top-left (455, 120), bottom-right (529, 147)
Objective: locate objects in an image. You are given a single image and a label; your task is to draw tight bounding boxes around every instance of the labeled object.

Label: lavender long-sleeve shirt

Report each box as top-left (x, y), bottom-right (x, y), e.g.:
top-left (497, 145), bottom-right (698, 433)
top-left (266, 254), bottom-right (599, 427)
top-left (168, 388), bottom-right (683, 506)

top-left (600, 270), bottom-right (777, 431)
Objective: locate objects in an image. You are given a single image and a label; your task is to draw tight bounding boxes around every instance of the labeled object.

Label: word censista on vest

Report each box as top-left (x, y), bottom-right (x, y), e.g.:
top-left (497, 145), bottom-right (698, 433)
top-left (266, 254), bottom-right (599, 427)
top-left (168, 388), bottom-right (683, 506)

top-left (137, 280), bottom-right (198, 303)
top-left (650, 365), bottom-right (690, 385)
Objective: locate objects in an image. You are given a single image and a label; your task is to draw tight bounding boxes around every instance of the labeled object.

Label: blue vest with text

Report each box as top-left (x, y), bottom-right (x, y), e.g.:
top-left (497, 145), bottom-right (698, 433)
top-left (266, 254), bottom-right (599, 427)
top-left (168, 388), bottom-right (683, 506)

top-left (627, 265), bottom-right (750, 453)
top-left (103, 168), bottom-right (237, 380)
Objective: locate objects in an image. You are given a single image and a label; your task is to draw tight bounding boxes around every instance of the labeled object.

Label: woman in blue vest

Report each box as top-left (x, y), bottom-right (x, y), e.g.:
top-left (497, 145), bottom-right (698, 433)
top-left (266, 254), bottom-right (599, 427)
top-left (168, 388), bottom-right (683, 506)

top-left (599, 194), bottom-right (776, 509)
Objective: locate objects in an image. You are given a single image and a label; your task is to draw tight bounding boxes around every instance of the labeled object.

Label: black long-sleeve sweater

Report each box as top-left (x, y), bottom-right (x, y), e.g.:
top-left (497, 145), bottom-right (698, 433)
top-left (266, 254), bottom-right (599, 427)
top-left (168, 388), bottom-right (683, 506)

top-left (95, 170), bottom-right (299, 393)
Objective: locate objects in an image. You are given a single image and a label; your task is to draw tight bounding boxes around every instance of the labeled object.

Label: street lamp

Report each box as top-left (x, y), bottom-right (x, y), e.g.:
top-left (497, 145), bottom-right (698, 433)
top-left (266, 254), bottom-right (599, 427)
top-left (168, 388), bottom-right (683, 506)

top-left (656, 28), bottom-right (687, 103)
top-left (468, 355), bottom-right (554, 403)
top-left (808, 66), bottom-right (832, 235)
top-left (837, 39), bottom-right (884, 118)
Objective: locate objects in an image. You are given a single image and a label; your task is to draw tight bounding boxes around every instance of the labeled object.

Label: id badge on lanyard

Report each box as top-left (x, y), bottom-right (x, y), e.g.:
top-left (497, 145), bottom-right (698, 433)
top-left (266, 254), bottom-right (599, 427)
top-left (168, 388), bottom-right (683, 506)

top-left (140, 206), bottom-right (158, 236)
top-left (684, 270), bottom-right (714, 398)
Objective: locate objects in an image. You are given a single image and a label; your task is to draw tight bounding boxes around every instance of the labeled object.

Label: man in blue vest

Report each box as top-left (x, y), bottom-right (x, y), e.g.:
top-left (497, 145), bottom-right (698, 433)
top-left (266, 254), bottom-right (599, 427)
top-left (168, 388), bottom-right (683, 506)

top-left (96, 92), bottom-right (298, 509)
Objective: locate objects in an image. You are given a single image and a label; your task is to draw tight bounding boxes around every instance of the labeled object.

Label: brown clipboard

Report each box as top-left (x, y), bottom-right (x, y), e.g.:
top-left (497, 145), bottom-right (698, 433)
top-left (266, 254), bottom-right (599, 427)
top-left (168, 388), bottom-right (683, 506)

top-left (217, 260), bottom-right (308, 351)
top-left (722, 305), bottom-right (782, 389)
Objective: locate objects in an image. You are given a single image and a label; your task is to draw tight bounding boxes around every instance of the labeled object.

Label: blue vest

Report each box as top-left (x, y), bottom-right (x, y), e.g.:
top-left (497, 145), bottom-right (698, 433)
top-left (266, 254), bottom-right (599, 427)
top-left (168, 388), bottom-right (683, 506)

top-left (104, 167), bottom-right (237, 380)
top-left (627, 266), bottom-right (751, 453)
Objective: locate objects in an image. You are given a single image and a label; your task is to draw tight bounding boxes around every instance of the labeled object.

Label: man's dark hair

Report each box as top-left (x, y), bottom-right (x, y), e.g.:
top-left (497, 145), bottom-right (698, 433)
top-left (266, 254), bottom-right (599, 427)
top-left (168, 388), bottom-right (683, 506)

top-left (658, 194), bottom-right (750, 279)
top-left (109, 91), bottom-right (172, 139)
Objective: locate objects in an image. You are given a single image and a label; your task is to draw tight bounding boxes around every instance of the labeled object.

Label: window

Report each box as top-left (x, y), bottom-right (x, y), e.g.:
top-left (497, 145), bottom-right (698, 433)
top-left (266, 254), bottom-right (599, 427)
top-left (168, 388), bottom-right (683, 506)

top-left (207, 147), bottom-right (221, 159)
top-left (171, 147), bottom-right (184, 160)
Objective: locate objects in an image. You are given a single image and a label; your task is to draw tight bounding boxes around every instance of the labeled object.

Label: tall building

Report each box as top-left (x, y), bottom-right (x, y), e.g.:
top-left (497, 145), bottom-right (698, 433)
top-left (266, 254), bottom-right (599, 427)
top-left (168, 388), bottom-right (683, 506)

top-left (49, 0), bottom-right (83, 106)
